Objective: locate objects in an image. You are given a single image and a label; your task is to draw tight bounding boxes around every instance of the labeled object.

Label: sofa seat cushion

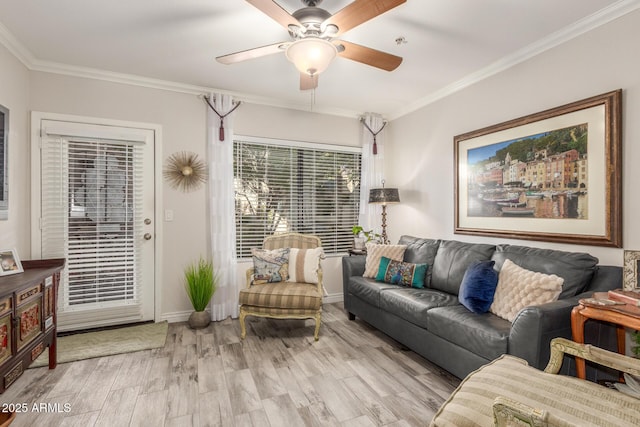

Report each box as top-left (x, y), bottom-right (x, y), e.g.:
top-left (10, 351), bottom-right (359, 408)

top-left (491, 244), bottom-right (598, 298)
top-left (431, 240), bottom-right (496, 295)
top-left (239, 282), bottom-right (321, 310)
top-left (427, 305), bottom-right (511, 361)
top-left (379, 288), bottom-right (458, 329)
top-left (348, 276), bottom-right (398, 307)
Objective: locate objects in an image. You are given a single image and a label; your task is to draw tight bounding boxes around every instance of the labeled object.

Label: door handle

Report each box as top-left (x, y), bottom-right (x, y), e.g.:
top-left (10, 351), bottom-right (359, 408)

top-left (143, 233), bottom-right (152, 240)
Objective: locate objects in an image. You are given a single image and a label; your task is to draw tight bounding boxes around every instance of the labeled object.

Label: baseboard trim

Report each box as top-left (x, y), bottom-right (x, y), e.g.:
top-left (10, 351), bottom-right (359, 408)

top-left (161, 295), bottom-right (342, 323)
top-left (324, 293), bottom-right (344, 304)
top-left (160, 309), bottom-right (208, 324)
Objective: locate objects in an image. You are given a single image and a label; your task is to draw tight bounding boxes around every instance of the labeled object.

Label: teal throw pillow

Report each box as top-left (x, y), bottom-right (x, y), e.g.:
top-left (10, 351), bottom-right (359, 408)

top-left (376, 256), bottom-right (427, 288)
top-left (459, 260), bottom-right (499, 313)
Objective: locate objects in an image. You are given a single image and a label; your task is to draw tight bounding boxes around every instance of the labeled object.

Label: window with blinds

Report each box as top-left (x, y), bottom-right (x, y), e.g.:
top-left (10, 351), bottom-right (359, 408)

top-left (41, 134), bottom-right (144, 317)
top-left (234, 138), bottom-right (361, 258)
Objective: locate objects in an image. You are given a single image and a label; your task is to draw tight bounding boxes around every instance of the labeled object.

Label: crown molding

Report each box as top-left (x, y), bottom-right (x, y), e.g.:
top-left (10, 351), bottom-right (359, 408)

top-left (0, 21), bottom-right (36, 67)
top-left (388, 0), bottom-right (640, 120)
top-left (0, 23), bottom-right (362, 119)
top-left (2, 0), bottom-right (638, 122)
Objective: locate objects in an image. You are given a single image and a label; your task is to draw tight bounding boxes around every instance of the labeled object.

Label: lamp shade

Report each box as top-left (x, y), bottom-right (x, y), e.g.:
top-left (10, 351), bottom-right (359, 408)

top-left (369, 188), bottom-right (400, 205)
top-left (285, 38), bottom-right (337, 76)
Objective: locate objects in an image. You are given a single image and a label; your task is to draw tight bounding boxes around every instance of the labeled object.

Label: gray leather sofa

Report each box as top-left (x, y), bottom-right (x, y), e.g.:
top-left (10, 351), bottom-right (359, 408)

top-left (342, 235), bottom-right (620, 379)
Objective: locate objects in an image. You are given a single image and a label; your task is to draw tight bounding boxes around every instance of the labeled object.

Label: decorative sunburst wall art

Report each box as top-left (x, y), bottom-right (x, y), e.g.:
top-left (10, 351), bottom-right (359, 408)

top-left (163, 151), bottom-right (208, 192)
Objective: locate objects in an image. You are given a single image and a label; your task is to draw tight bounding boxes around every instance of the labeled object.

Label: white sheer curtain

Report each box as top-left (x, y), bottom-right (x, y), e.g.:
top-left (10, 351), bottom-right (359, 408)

top-left (359, 113), bottom-right (386, 236)
top-left (208, 93), bottom-right (240, 320)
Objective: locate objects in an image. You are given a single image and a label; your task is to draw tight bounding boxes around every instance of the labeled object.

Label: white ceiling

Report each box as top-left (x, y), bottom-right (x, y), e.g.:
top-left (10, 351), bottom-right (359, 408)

top-left (0, 0), bottom-right (635, 118)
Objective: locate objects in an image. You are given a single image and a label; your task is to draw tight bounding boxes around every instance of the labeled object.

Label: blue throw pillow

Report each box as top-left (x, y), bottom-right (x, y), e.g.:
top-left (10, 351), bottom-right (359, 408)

top-left (459, 260), bottom-right (499, 313)
top-left (375, 256), bottom-right (427, 288)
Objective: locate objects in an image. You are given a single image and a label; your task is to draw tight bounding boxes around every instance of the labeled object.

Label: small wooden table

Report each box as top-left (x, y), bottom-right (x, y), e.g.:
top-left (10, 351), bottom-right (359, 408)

top-left (571, 292), bottom-right (640, 379)
top-left (347, 249), bottom-right (367, 256)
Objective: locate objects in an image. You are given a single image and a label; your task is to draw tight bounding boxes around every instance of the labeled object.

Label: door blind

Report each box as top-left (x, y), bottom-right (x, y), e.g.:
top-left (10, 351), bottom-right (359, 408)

top-left (40, 132), bottom-right (145, 328)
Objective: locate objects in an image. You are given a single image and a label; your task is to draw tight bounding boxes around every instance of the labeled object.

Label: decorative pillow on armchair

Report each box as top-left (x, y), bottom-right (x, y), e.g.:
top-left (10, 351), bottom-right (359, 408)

top-left (490, 259), bottom-right (564, 322)
top-left (375, 256), bottom-right (427, 288)
top-left (287, 247), bottom-right (324, 284)
top-left (459, 260), bottom-right (499, 313)
top-left (251, 248), bottom-right (290, 284)
top-left (363, 243), bottom-right (407, 278)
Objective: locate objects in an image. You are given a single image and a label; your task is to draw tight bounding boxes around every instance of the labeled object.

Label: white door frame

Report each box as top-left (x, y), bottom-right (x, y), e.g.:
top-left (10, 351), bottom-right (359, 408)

top-left (30, 111), bottom-right (163, 324)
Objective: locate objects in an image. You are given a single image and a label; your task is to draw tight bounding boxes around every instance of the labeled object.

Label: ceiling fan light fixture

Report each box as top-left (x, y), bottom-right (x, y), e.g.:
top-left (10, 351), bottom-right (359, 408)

top-left (285, 38), bottom-right (337, 76)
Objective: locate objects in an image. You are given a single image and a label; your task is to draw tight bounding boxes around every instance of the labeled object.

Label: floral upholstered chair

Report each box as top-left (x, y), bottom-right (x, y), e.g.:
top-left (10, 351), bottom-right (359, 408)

top-left (239, 233), bottom-right (324, 341)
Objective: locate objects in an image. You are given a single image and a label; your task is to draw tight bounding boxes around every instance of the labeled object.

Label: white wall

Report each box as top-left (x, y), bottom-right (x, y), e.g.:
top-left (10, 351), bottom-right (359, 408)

top-left (28, 72), bottom-right (208, 318)
top-left (0, 43), bottom-right (30, 253)
top-left (12, 71), bottom-right (360, 319)
top-left (6, 9), bottom-right (635, 322)
top-left (386, 10), bottom-right (640, 266)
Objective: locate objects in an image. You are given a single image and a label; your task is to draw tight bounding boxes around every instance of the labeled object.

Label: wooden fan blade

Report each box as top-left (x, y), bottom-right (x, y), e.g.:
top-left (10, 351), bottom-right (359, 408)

top-left (337, 40), bottom-right (402, 71)
top-left (216, 42), bottom-right (288, 64)
top-left (246, 0), bottom-right (302, 30)
top-left (323, 0), bottom-right (406, 36)
top-left (300, 73), bottom-right (318, 91)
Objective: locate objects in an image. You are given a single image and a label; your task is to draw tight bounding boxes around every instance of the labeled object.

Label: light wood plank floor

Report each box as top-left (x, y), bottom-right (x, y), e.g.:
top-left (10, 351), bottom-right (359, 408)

top-left (1, 303), bottom-right (460, 426)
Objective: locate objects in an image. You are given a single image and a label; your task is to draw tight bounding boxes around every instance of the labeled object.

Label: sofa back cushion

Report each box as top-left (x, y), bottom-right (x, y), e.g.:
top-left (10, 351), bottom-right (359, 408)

top-left (431, 240), bottom-right (496, 295)
top-left (398, 235), bottom-right (440, 287)
top-left (491, 245), bottom-right (599, 298)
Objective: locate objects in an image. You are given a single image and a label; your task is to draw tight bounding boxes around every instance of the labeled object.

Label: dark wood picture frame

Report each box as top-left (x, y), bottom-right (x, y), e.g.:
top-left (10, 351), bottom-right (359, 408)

top-left (454, 90), bottom-right (622, 247)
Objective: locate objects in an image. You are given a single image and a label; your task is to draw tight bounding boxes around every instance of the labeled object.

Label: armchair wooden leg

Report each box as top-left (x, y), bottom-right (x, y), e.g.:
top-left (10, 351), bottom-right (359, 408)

top-left (314, 312), bottom-right (321, 341)
top-left (240, 310), bottom-right (247, 340)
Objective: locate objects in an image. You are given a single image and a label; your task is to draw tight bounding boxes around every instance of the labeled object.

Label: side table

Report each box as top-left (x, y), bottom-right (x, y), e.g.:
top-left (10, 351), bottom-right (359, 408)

top-left (347, 249), bottom-right (367, 256)
top-left (571, 292), bottom-right (640, 379)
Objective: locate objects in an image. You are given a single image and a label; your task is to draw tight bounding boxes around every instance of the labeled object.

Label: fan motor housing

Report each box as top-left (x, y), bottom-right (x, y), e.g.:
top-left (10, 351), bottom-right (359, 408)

top-left (292, 7), bottom-right (331, 35)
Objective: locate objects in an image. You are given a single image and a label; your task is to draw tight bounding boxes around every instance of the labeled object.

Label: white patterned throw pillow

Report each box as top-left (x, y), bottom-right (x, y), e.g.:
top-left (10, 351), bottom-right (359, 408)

top-left (489, 259), bottom-right (564, 322)
top-left (287, 247), bottom-right (324, 284)
top-left (363, 243), bottom-right (407, 278)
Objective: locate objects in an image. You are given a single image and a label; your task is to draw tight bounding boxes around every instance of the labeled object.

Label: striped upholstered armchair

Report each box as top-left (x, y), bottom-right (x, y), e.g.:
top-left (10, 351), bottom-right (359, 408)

top-left (239, 233), bottom-right (324, 340)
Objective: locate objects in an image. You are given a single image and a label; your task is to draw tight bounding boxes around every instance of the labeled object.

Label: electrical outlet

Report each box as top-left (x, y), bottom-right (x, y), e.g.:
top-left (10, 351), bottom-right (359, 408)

top-left (164, 209), bottom-right (174, 222)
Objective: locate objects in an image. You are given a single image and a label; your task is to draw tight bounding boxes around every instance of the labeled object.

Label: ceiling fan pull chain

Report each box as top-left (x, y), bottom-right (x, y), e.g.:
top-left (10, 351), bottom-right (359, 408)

top-left (361, 118), bottom-right (387, 155)
top-left (204, 96), bottom-right (242, 141)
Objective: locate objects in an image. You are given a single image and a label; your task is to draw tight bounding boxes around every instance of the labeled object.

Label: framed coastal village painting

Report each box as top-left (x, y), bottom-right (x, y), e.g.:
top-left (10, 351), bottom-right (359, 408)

top-left (454, 90), bottom-right (622, 247)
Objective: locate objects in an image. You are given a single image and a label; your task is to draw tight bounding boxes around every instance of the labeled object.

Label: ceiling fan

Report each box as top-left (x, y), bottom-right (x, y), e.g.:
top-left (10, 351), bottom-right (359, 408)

top-left (216, 0), bottom-right (406, 90)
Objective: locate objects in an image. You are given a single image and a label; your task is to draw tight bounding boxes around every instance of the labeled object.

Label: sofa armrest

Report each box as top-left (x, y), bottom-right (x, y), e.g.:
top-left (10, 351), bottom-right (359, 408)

top-left (545, 337), bottom-right (640, 375)
top-left (342, 255), bottom-right (366, 311)
top-left (509, 298), bottom-right (579, 369)
top-left (245, 267), bottom-right (254, 288)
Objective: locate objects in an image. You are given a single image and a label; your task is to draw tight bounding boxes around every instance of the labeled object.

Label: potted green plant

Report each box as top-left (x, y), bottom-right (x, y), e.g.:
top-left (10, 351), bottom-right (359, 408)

top-left (352, 225), bottom-right (381, 249)
top-left (184, 257), bottom-right (218, 329)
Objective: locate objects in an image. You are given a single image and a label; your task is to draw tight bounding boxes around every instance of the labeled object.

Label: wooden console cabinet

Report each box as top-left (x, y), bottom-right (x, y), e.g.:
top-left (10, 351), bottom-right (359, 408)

top-left (0, 258), bottom-right (64, 393)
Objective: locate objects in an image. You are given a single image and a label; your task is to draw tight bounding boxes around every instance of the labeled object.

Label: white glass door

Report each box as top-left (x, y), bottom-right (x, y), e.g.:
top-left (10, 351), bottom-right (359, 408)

top-left (35, 119), bottom-right (155, 331)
